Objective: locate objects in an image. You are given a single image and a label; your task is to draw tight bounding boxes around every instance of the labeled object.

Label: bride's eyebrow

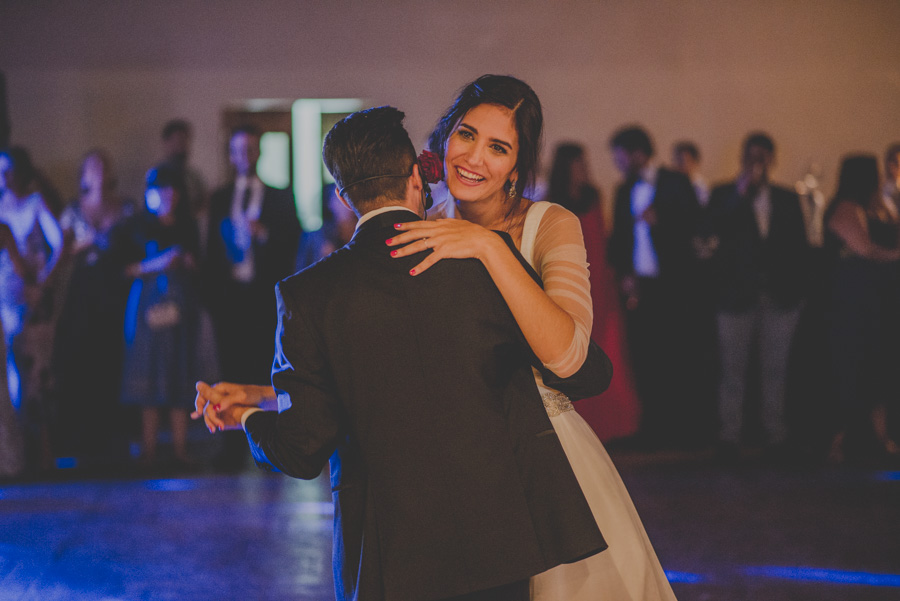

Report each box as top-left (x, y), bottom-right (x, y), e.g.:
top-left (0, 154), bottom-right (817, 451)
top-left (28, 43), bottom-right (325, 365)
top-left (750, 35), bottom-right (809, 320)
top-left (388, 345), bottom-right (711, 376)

top-left (458, 123), bottom-right (513, 150)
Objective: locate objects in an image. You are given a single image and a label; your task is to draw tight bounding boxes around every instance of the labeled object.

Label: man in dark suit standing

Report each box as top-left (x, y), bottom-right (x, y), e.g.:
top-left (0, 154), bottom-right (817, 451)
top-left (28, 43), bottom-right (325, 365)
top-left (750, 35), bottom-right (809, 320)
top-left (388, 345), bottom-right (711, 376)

top-left (708, 132), bottom-right (810, 462)
top-left (195, 107), bottom-right (608, 601)
top-left (607, 126), bottom-right (702, 449)
top-left (205, 125), bottom-right (301, 469)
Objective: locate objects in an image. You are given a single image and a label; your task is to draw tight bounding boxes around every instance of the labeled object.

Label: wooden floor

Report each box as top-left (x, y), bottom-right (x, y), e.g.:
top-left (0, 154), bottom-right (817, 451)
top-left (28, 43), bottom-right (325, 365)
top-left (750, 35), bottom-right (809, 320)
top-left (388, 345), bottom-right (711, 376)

top-left (1, 452), bottom-right (898, 601)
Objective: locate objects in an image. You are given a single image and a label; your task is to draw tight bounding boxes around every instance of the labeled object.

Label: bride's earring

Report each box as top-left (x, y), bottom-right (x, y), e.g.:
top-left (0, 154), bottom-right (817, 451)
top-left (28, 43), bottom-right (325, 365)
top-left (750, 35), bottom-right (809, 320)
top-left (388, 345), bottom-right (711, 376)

top-left (508, 179), bottom-right (517, 199)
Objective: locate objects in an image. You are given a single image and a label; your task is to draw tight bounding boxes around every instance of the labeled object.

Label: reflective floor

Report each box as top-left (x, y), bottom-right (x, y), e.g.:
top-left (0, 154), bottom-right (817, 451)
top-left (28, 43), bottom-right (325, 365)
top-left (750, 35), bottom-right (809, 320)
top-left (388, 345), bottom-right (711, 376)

top-left (1, 455), bottom-right (898, 601)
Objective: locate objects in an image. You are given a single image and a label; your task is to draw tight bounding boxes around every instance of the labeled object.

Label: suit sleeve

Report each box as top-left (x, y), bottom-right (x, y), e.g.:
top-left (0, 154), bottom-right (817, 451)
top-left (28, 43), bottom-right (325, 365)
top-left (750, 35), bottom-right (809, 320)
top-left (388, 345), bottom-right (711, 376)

top-left (243, 280), bottom-right (342, 479)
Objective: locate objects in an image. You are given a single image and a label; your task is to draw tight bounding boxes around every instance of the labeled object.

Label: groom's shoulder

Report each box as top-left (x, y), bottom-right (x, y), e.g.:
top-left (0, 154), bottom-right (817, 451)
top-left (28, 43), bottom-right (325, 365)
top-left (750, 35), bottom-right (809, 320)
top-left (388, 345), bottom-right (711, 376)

top-left (279, 244), bottom-right (354, 294)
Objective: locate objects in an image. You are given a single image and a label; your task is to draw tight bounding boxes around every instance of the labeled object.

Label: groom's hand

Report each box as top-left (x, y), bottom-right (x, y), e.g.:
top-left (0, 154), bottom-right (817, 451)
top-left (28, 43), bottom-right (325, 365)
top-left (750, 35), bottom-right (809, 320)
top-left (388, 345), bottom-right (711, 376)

top-left (192, 381), bottom-right (276, 433)
top-left (216, 404), bottom-right (251, 431)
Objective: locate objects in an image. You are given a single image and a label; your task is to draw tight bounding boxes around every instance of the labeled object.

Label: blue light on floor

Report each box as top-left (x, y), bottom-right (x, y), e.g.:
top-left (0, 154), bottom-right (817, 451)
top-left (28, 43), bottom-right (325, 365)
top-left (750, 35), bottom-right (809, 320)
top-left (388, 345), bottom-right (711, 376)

top-left (877, 471), bottom-right (900, 481)
top-left (144, 479), bottom-right (197, 492)
top-left (745, 566), bottom-right (900, 587)
top-left (665, 571), bottom-right (705, 583)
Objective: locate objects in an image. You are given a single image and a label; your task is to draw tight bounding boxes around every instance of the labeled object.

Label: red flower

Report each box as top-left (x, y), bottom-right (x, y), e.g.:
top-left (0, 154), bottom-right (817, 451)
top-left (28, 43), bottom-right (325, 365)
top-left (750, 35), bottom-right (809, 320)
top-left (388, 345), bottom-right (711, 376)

top-left (417, 150), bottom-right (444, 184)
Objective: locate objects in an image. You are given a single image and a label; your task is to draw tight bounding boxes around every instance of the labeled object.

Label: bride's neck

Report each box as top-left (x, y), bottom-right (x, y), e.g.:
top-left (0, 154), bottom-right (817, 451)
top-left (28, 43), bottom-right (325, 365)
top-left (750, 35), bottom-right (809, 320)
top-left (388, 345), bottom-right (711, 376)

top-left (455, 195), bottom-right (521, 231)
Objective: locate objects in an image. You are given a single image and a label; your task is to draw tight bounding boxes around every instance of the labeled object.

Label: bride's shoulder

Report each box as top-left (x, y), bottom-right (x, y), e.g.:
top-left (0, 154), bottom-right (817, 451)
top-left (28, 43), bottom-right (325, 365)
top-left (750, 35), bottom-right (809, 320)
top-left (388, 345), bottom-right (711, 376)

top-left (526, 200), bottom-right (581, 228)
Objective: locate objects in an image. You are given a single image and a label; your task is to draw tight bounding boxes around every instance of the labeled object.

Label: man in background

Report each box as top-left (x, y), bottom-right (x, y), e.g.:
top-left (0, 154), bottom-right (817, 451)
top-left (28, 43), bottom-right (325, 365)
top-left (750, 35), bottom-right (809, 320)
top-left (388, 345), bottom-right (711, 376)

top-left (707, 132), bottom-right (810, 463)
top-left (608, 125), bottom-right (702, 450)
top-left (204, 125), bottom-right (301, 471)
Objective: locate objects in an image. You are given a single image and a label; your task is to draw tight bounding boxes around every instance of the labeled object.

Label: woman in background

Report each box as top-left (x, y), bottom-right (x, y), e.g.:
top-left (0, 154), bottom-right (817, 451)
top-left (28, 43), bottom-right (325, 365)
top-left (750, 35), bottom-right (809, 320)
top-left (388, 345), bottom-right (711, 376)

top-left (120, 164), bottom-right (210, 468)
top-left (53, 150), bottom-right (133, 467)
top-left (0, 146), bottom-right (65, 471)
top-left (544, 143), bottom-right (641, 442)
top-left (825, 154), bottom-right (900, 462)
top-left (0, 222), bottom-right (25, 478)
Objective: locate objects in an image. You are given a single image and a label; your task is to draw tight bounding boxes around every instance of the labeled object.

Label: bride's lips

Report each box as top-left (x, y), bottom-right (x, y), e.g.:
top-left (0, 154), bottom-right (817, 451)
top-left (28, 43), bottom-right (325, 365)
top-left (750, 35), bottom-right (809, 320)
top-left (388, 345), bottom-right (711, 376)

top-left (453, 165), bottom-right (486, 186)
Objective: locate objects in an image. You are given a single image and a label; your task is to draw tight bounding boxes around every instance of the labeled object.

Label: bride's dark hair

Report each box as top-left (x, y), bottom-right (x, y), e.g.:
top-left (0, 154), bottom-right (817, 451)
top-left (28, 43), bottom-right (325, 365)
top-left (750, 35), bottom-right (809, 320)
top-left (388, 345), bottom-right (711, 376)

top-left (428, 74), bottom-right (543, 199)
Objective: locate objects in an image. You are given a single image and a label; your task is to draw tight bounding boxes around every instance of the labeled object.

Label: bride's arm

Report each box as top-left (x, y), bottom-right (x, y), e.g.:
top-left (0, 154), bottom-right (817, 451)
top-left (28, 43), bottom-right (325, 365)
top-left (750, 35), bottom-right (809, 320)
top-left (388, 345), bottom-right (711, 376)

top-left (388, 206), bottom-right (590, 377)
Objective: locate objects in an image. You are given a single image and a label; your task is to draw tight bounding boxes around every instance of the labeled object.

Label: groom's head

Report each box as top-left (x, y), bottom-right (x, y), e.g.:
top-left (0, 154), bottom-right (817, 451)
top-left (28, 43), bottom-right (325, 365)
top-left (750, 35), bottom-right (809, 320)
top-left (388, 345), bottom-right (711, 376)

top-left (323, 106), bottom-right (420, 216)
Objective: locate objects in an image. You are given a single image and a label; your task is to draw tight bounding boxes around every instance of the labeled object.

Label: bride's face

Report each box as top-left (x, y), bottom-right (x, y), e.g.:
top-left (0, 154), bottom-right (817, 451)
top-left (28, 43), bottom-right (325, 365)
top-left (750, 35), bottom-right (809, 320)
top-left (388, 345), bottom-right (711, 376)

top-left (444, 103), bottom-right (519, 205)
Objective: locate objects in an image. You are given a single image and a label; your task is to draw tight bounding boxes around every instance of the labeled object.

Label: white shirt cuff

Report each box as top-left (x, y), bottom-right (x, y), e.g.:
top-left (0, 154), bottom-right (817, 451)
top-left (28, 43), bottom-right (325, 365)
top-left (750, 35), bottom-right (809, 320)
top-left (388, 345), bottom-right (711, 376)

top-left (241, 407), bottom-right (263, 429)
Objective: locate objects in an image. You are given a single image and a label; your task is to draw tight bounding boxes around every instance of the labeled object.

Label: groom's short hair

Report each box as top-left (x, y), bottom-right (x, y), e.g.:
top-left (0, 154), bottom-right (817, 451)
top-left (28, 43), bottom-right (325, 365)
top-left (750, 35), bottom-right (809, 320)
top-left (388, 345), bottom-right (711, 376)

top-left (323, 106), bottom-right (417, 214)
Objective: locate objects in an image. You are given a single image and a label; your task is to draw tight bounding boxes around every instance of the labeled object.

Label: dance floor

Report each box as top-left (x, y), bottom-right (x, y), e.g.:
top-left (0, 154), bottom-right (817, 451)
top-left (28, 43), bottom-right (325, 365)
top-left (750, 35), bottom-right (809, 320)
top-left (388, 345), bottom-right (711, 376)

top-left (1, 453), bottom-right (898, 601)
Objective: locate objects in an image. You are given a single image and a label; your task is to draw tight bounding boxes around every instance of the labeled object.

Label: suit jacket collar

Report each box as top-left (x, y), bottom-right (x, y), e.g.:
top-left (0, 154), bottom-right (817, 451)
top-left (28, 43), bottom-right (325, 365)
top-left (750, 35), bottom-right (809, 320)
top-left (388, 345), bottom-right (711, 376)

top-left (351, 209), bottom-right (421, 246)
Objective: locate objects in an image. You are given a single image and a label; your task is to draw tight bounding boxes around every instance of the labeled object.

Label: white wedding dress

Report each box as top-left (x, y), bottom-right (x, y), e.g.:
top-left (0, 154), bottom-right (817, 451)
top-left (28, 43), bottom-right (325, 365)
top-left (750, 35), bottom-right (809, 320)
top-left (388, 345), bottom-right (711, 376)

top-left (518, 201), bottom-right (677, 601)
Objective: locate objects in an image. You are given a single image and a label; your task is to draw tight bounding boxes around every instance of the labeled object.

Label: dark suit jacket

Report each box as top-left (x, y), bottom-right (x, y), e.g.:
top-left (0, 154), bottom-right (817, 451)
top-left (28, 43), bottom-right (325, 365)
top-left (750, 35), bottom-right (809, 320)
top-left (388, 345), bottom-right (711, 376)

top-left (243, 210), bottom-right (608, 601)
top-left (204, 181), bottom-right (301, 380)
top-left (608, 166), bottom-right (700, 288)
top-left (707, 182), bottom-right (810, 312)
top-left (205, 181), bottom-right (301, 302)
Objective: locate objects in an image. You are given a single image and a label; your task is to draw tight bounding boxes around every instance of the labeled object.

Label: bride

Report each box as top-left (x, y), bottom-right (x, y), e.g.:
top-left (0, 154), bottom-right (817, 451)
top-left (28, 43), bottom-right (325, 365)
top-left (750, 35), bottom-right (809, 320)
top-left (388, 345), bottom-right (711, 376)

top-left (387, 74), bottom-right (676, 601)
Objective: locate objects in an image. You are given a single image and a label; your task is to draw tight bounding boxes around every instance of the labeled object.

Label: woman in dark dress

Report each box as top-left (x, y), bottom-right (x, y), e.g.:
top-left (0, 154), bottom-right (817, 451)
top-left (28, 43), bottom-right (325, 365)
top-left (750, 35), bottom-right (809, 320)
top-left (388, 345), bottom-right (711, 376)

top-left (120, 164), bottom-right (211, 467)
top-left (825, 154), bottom-right (900, 462)
top-left (53, 150), bottom-right (133, 465)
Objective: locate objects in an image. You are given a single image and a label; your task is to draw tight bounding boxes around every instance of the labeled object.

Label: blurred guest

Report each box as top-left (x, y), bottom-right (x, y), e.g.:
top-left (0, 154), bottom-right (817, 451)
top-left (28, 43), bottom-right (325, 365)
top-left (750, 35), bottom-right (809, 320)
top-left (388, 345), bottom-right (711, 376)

top-left (159, 119), bottom-right (207, 223)
top-left (0, 223), bottom-right (25, 478)
top-left (786, 165), bottom-right (833, 456)
top-left (0, 146), bottom-right (65, 470)
top-left (672, 141), bottom-right (709, 207)
top-left (673, 140), bottom-right (720, 447)
top-left (157, 120), bottom-right (218, 432)
top-left (205, 125), bottom-right (300, 470)
top-left (607, 126), bottom-right (701, 449)
top-left (544, 142), bottom-right (640, 442)
top-left (295, 183), bottom-right (357, 270)
top-left (120, 165), bottom-right (210, 468)
top-left (53, 150), bottom-right (133, 466)
top-left (825, 154), bottom-right (900, 463)
top-left (708, 133), bottom-right (810, 461)
top-left (884, 143), bottom-right (900, 207)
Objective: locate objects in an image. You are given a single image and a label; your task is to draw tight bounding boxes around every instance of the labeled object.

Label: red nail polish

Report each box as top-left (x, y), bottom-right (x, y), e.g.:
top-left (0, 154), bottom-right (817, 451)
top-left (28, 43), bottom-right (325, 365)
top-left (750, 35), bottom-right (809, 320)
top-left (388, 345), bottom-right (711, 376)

top-left (214, 404), bottom-right (221, 412)
top-left (385, 238), bottom-right (393, 245)
top-left (410, 269), bottom-right (416, 275)
top-left (394, 223), bottom-right (402, 228)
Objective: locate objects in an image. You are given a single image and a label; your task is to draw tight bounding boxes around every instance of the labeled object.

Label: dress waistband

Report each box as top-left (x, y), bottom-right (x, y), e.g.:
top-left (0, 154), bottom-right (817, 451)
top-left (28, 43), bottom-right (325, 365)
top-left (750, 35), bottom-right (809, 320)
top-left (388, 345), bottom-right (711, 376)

top-left (542, 391), bottom-right (574, 417)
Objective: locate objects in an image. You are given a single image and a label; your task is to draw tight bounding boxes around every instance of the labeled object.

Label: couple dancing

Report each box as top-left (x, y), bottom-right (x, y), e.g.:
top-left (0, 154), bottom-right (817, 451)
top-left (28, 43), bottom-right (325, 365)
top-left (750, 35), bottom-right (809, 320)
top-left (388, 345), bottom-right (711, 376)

top-left (194, 75), bottom-right (676, 601)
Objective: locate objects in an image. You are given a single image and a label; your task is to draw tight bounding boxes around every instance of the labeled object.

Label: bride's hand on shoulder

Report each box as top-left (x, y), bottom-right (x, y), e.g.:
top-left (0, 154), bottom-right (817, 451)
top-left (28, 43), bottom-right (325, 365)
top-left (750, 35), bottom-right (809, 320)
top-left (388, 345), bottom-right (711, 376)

top-left (386, 219), bottom-right (504, 275)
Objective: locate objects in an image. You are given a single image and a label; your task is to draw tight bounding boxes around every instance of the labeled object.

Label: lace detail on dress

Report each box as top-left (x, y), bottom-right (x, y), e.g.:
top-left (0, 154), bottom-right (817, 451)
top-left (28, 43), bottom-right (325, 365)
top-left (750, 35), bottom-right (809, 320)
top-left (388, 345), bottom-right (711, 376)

top-left (542, 390), bottom-right (574, 417)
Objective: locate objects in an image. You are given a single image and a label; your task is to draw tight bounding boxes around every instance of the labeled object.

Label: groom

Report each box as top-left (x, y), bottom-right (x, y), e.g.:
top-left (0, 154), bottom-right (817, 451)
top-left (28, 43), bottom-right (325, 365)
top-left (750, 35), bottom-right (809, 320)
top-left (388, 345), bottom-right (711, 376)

top-left (195, 107), bottom-right (609, 601)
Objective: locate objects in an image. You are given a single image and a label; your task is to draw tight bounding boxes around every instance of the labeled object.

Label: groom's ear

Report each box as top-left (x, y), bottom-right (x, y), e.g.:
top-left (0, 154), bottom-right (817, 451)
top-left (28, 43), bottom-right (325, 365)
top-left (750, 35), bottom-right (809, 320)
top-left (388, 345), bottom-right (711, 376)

top-left (409, 163), bottom-right (424, 192)
top-left (335, 189), bottom-right (355, 214)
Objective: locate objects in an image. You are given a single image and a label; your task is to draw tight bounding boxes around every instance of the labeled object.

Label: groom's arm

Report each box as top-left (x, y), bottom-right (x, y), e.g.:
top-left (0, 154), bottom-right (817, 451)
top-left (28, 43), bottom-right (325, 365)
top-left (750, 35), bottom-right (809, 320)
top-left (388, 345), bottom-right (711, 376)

top-left (242, 280), bottom-right (341, 479)
top-left (494, 231), bottom-right (613, 401)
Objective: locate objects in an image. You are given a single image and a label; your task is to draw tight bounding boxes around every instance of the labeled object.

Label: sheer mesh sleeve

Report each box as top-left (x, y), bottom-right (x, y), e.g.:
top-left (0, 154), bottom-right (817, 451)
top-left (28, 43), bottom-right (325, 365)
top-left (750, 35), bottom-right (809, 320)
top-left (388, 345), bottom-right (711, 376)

top-left (531, 203), bottom-right (593, 377)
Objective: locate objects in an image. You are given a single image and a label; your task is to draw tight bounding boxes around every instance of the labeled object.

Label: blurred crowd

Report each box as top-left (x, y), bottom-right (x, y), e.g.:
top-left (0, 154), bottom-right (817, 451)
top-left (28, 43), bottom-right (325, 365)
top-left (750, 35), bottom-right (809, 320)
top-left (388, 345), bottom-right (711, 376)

top-left (0, 118), bottom-right (898, 479)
